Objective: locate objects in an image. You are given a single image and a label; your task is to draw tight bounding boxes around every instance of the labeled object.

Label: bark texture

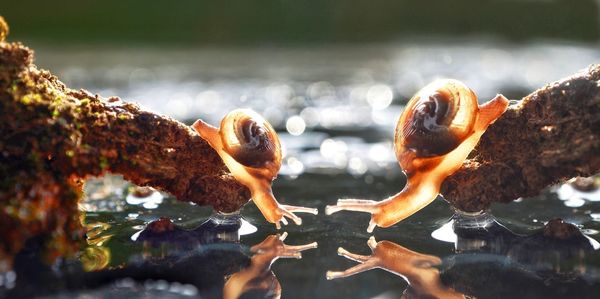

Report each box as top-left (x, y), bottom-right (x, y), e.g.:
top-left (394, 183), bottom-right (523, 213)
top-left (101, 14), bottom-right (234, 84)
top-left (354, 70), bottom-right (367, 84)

top-left (0, 42), bottom-right (249, 266)
top-left (441, 65), bottom-right (600, 211)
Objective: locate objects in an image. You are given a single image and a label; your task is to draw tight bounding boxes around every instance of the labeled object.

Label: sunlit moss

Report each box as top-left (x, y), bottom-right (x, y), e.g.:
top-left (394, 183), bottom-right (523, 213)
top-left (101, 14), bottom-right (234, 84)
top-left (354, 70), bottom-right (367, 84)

top-left (20, 93), bottom-right (43, 105)
top-left (99, 156), bottom-right (109, 170)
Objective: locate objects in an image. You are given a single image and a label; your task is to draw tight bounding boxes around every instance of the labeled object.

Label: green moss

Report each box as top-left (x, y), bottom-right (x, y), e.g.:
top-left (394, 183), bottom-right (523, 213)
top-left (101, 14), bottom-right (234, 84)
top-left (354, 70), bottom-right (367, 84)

top-left (9, 80), bottom-right (19, 94)
top-left (27, 151), bottom-right (41, 165)
top-left (52, 108), bottom-right (60, 118)
top-left (99, 156), bottom-right (109, 170)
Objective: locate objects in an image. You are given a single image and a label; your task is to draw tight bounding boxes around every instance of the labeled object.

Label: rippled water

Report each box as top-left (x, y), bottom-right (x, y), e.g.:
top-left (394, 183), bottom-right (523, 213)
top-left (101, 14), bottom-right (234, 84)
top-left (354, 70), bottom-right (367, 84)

top-left (5, 40), bottom-right (600, 298)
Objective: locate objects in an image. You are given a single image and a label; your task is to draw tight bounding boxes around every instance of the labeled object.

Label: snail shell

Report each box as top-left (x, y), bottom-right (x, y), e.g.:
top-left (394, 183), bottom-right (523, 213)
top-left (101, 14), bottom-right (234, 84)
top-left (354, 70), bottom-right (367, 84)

top-left (395, 79), bottom-right (477, 158)
top-left (219, 109), bottom-right (282, 170)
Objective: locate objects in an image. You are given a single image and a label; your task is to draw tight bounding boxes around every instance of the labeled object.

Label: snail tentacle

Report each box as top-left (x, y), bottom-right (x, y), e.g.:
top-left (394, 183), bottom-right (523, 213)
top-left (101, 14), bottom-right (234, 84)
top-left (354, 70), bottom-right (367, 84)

top-left (280, 205), bottom-right (319, 215)
top-left (192, 119), bottom-right (222, 149)
top-left (325, 199), bottom-right (380, 215)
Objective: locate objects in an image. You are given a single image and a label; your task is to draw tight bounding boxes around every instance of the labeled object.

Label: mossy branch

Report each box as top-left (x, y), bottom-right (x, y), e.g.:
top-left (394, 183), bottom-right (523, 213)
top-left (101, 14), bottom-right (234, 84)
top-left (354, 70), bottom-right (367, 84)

top-left (0, 42), bottom-right (249, 265)
top-left (441, 65), bottom-right (600, 211)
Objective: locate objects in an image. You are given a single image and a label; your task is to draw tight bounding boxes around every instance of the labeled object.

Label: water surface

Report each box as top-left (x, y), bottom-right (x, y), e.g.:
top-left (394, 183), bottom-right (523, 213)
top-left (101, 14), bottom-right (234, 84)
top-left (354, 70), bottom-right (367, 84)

top-left (4, 40), bottom-right (600, 298)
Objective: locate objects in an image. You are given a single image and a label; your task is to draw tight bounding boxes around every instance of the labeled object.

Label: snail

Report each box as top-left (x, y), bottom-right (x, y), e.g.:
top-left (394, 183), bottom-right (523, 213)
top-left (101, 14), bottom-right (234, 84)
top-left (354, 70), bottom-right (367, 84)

top-left (326, 79), bottom-right (509, 232)
top-left (192, 109), bottom-right (318, 229)
top-left (326, 237), bottom-right (465, 298)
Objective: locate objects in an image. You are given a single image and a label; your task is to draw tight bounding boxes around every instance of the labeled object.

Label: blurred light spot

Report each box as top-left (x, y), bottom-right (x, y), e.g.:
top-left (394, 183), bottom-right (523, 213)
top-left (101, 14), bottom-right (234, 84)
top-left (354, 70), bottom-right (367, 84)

top-left (286, 156), bottom-right (305, 178)
top-left (172, 282), bottom-right (189, 295)
top-left (307, 81), bottom-right (335, 99)
top-left (286, 115), bottom-right (306, 136)
top-left (369, 142), bottom-right (394, 164)
top-left (366, 84), bottom-right (393, 110)
top-left (395, 70), bottom-right (424, 95)
top-left (300, 107), bottom-right (320, 127)
top-left (320, 139), bottom-right (347, 158)
top-left (319, 106), bottom-right (372, 128)
top-left (371, 106), bottom-right (402, 126)
top-left (266, 83), bottom-right (294, 104)
top-left (564, 197), bottom-right (585, 208)
top-left (165, 92), bottom-right (192, 119)
top-left (349, 85), bottom-right (368, 105)
top-left (348, 157), bottom-right (368, 176)
top-left (195, 90), bottom-right (221, 114)
top-left (556, 182), bottom-right (600, 202)
top-left (288, 96), bottom-right (307, 108)
top-left (180, 284), bottom-right (199, 296)
top-left (263, 107), bottom-right (284, 127)
top-left (320, 139), bottom-right (348, 168)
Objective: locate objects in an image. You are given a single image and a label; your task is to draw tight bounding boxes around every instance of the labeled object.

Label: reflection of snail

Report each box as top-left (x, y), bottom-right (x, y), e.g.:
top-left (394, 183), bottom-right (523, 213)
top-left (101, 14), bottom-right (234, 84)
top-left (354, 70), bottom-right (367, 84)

top-left (224, 233), bottom-right (317, 299)
top-left (327, 237), bottom-right (465, 299)
top-left (193, 109), bottom-right (318, 229)
top-left (326, 80), bottom-right (509, 232)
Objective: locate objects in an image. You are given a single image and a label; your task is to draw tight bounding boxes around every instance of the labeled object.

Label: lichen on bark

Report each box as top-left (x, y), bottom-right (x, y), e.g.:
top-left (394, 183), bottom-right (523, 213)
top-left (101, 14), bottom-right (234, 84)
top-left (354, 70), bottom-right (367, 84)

top-left (441, 65), bottom-right (600, 211)
top-left (0, 41), bottom-right (250, 266)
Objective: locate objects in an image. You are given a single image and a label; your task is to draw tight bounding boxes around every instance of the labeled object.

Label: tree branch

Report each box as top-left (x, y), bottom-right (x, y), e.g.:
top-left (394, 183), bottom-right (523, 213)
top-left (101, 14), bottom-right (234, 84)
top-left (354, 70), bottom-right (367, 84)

top-left (441, 65), bottom-right (600, 212)
top-left (0, 42), bottom-right (249, 264)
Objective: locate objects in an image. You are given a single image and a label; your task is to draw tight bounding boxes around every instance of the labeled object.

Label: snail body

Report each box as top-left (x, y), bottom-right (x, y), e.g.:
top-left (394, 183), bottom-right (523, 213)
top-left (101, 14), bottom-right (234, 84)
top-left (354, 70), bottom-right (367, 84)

top-left (326, 79), bottom-right (509, 232)
top-left (193, 109), bottom-right (317, 228)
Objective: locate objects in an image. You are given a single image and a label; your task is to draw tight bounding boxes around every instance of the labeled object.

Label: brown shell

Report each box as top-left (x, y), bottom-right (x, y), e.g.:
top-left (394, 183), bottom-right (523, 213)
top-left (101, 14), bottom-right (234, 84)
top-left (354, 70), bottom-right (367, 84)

top-left (220, 109), bottom-right (282, 170)
top-left (395, 79), bottom-right (478, 158)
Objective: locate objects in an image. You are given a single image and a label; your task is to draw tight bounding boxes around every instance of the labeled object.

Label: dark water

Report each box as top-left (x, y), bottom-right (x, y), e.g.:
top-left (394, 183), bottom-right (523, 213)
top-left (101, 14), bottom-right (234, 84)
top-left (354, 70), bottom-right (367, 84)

top-left (3, 41), bottom-right (600, 298)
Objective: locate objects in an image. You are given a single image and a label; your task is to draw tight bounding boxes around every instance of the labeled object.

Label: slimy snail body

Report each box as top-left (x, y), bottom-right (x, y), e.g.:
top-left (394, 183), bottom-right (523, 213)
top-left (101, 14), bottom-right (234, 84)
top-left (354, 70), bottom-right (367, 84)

top-left (326, 79), bottom-right (509, 232)
top-left (193, 109), bottom-right (318, 229)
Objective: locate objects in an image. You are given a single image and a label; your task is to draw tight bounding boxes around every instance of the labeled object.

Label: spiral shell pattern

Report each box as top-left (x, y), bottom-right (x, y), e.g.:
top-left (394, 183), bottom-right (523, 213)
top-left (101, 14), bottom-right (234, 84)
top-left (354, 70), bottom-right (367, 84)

top-left (396, 79), bottom-right (478, 158)
top-left (220, 109), bottom-right (281, 169)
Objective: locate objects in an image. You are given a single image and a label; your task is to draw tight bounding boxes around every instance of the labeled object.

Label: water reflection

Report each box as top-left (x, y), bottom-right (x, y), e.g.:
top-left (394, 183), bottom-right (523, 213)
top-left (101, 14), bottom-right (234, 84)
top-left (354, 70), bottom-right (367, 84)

top-left (329, 215), bottom-right (600, 299)
top-left (1, 213), bottom-right (316, 298)
top-left (442, 216), bottom-right (600, 299)
top-left (224, 233), bottom-right (317, 299)
top-left (327, 237), bottom-right (465, 299)
top-left (555, 176), bottom-right (600, 208)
